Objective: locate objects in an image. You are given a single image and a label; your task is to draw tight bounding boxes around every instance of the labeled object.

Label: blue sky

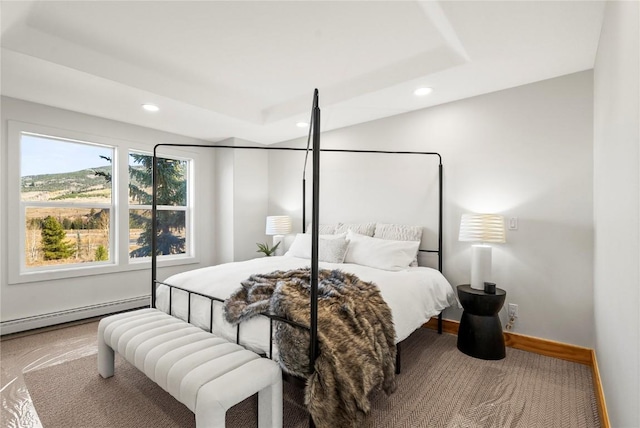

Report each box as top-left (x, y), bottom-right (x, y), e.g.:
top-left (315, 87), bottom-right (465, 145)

top-left (21, 134), bottom-right (113, 177)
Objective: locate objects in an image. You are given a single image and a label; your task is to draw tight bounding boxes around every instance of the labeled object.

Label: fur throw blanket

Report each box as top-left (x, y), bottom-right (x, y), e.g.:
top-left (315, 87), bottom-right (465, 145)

top-left (224, 268), bottom-right (397, 428)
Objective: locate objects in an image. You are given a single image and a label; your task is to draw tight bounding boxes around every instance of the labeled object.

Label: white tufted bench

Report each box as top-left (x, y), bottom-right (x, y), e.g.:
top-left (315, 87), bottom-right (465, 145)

top-left (98, 308), bottom-right (283, 428)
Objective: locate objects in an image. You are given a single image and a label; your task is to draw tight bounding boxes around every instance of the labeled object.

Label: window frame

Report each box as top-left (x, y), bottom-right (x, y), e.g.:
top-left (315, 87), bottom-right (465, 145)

top-left (7, 121), bottom-right (198, 285)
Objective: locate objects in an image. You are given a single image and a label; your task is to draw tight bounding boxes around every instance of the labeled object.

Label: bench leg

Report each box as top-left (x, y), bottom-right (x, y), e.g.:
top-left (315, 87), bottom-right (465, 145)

top-left (194, 380), bottom-right (282, 428)
top-left (258, 376), bottom-right (283, 428)
top-left (195, 360), bottom-right (283, 428)
top-left (195, 402), bottom-right (226, 428)
top-left (97, 322), bottom-right (115, 378)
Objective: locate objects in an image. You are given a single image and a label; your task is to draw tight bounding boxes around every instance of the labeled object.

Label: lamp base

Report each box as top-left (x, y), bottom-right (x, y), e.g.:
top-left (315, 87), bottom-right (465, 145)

top-left (272, 235), bottom-right (285, 256)
top-left (470, 244), bottom-right (492, 290)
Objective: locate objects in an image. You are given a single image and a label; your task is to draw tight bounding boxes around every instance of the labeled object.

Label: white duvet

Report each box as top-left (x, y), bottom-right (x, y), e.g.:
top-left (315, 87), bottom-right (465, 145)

top-left (156, 255), bottom-right (457, 354)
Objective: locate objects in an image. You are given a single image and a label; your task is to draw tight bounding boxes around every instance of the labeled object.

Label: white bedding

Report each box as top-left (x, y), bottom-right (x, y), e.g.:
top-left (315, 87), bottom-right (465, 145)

top-left (156, 255), bottom-right (457, 355)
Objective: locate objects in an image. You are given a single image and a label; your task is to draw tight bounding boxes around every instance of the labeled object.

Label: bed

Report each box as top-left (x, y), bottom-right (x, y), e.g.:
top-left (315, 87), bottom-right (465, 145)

top-left (155, 253), bottom-right (457, 358)
top-left (149, 89), bottom-right (451, 427)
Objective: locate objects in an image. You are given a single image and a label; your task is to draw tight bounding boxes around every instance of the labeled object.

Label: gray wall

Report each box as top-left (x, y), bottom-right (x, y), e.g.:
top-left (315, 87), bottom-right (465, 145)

top-left (593, 1), bottom-right (640, 426)
top-left (269, 71), bottom-right (595, 347)
top-left (0, 97), bottom-right (217, 328)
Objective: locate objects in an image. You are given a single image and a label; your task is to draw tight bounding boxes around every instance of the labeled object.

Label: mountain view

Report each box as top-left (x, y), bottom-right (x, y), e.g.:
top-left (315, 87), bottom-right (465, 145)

top-left (21, 166), bottom-right (113, 203)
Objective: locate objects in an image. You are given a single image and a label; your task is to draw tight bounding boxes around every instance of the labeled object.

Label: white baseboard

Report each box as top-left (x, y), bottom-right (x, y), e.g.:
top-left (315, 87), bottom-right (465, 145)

top-left (0, 295), bottom-right (150, 336)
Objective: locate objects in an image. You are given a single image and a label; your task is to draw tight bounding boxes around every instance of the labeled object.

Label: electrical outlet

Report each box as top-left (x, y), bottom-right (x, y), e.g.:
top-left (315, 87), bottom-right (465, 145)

top-left (508, 303), bottom-right (518, 318)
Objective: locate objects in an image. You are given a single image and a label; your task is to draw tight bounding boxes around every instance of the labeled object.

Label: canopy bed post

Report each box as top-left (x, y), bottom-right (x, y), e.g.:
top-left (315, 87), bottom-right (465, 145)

top-left (151, 148), bottom-right (158, 309)
top-left (307, 89), bottom-right (321, 428)
top-left (309, 89), bottom-right (321, 371)
top-left (302, 182), bottom-right (306, 233)
top-left (439, 161), bottom-right (443, 272)
top-left (438, 160), bottom-right (444, 335)
top-left (301, 87), bottom-right (317, 234)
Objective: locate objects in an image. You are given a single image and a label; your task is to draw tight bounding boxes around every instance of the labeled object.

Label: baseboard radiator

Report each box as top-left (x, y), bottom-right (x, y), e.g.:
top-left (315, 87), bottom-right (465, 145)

top-left (0, 296), bottom-right (150, 336)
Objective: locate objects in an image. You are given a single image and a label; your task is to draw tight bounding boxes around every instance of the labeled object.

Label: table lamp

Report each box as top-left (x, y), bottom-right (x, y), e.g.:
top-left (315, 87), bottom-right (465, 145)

top-left (265, 215), bottom-right (292, 256)
top-left (458, 213), bottom-right (506, 290)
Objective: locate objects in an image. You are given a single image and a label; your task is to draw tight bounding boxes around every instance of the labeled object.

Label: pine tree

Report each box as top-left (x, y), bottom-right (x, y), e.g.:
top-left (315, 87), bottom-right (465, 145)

top-left (94, 154), bottom-right (186, 257)
top-left (95, 245), bottom-right (108, 261)
top-left (128, 154), bottom-right (186, 257)
top-left (41, 216), bottom-right (75, 260)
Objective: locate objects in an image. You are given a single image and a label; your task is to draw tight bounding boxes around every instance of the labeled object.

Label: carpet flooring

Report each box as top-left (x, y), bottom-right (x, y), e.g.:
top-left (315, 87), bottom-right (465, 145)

top-left (2, 320), bottom-right (600, 428)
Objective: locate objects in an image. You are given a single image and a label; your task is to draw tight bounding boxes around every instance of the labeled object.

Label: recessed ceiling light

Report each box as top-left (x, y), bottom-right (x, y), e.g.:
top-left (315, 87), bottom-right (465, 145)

top-left (142, 103), bottom-right (159, 112)
top-left (296, 122), bottom-right (309, 128)
top-left (414, 87), bottom-right (433, 96)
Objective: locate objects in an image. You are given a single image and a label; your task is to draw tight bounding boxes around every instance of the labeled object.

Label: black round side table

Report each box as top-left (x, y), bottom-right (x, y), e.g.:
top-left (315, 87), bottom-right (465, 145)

top-left (457, 284), bottom-right (506, 360)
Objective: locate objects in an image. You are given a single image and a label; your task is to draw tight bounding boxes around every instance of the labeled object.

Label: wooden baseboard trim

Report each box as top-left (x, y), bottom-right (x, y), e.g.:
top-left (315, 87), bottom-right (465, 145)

top-left (424, 318), bottom-right (592, 364)
top-left (424, 316), bottom-right (459, 335)
top-left (423, 317), bottom-right (610, 427)
top-left (590, 350), bottom-right (610, 428)
top-left (503, 331), bottom-right (592, 365)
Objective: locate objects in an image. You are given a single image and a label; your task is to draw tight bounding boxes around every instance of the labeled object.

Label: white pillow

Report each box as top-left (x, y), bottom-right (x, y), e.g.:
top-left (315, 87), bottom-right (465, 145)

top-left (344, 230), bottom-right (419, 271)
top-left (374, 223), bottom-right (423, 267)
top-left (285, 233), bottom-right (349, 263)
top-left (335, 222), bottom-right (376, 236)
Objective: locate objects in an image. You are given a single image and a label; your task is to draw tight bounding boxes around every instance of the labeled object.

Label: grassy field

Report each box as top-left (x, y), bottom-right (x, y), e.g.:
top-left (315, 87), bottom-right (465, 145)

top-left (24, 228), bottom-right (147, 267)
top-left (25, 229), bottom-right (110, 267)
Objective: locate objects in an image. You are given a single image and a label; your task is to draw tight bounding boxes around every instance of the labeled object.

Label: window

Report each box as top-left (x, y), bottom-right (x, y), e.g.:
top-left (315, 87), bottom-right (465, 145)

top-left (20, 133), bottom-right (114, 269)
top-left (8, 121), bottom-right (195, 283)
top-left (128, 151), bottom-right (190, 260)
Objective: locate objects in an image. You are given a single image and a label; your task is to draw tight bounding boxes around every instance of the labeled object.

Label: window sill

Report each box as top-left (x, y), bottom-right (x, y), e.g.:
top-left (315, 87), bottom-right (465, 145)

top-left (9, 256), bottom-right (201, 285)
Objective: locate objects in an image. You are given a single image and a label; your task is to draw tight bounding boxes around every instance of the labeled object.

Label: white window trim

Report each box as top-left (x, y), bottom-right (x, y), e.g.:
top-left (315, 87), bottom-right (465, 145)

top-left (7, 121), bottom-right (199, 285)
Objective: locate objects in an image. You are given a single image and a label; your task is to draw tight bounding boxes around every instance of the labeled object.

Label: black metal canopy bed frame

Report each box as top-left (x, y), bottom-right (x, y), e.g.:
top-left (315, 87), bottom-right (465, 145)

top-left (149, 90), bottom-right (445, 427)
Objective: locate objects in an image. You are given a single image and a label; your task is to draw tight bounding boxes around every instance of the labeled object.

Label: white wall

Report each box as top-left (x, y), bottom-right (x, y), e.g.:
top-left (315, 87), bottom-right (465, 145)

top-left (270, 71), bottom-right (595, 347)
top-left (213, 138), bottom-right (269, 263)
top-left (0, 97), bottom-right (217, 330)
top-left (214, 142), bottom-right (236, 264)
top-left (593, 1), bottom-right (640, 426)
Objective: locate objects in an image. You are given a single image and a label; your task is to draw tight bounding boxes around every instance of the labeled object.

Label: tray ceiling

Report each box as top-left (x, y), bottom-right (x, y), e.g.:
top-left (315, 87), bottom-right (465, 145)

top-left (1, 1), bottom-right (605, 144)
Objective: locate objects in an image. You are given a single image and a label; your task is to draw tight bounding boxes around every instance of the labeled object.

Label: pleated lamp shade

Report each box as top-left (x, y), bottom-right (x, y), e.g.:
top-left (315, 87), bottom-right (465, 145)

top-left (265, 216), bottom-right (292, 236)
top-left (458, 214), bottom-right (506, 243)
top-left (459, 213), bottom-right (505, 290)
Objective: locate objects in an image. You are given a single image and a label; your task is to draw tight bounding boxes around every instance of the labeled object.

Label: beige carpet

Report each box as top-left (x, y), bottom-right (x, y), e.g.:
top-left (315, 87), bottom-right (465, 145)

top-left (17, 325), bottom-right (600, 428)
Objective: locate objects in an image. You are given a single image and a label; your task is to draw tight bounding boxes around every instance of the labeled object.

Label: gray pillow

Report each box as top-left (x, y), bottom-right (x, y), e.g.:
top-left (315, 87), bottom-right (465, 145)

top-left (286, 233), bottom-right (349, 263)
top-left (335, 222), bottom-right (376, 237)
top-left (305, 223), bottom-right (338, 234)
